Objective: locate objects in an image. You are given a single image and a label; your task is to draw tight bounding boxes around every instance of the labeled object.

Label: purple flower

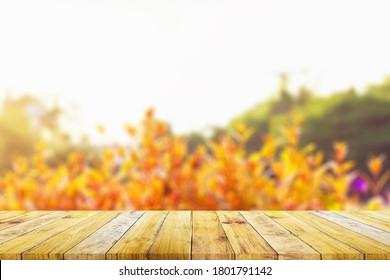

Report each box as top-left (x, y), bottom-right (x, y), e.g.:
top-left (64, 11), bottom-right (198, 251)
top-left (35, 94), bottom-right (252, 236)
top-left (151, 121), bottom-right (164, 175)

top-left (350, 175), bottom-right (369, 193)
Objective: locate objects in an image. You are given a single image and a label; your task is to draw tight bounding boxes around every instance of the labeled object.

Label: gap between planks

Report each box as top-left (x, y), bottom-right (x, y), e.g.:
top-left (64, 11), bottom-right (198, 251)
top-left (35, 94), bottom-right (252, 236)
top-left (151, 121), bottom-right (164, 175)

top-left (1, 211), bottom-right (390, 260)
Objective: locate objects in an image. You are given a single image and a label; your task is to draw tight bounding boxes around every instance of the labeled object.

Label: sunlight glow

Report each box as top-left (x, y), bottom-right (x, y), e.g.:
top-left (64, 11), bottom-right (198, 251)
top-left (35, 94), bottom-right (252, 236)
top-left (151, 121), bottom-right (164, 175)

top-left (1, 0), bottom-right (390, 143)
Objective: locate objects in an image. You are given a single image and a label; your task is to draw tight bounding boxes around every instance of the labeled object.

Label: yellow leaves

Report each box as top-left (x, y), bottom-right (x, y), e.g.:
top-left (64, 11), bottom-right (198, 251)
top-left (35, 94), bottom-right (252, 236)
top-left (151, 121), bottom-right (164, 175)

top-left (12, 156), bottom-right (28, 174)
top-left (233, 122), bottom-right (253, 143)
top-left (342, 160), bottom-right (355, 172)
top-left (333, 141), bottom-right (348, 163)
top-left (307, 152), bottom-right (323, 170)
top-left (96, 124), bottom-right (105, 134)
top-left (365, 197), bottom-right (386, 210)
top-left (35, 142), bottom-right (46, 153)
top-left (260, 135), bottom-right (276, 159)
top-left (0, 108), bottom-right (388, 211)
top-left (124, 124), bottom-right (137, 137)
top-left (282, 125), bottom-right (300, 146)
top-left (103, 150), bottom-right (114, 163)
top-left (117, 146), bottom-right (126, 158)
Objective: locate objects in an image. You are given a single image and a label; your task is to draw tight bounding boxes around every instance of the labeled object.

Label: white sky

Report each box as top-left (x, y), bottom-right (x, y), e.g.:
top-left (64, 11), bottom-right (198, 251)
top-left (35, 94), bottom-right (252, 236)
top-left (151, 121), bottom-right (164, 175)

top-left (1, 0), bottom-right (390, 143)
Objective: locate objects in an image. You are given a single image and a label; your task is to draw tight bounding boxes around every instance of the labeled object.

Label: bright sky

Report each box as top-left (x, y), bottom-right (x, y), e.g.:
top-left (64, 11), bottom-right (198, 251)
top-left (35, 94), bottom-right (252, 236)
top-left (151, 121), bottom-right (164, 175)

top-left (1, 0), bottom-right (390, 143)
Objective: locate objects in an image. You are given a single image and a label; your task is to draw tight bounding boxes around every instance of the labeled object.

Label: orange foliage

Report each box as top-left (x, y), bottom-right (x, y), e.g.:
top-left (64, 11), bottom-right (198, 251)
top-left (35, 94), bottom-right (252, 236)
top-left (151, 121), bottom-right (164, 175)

top-left (0, 109), bottom-right (388, 210)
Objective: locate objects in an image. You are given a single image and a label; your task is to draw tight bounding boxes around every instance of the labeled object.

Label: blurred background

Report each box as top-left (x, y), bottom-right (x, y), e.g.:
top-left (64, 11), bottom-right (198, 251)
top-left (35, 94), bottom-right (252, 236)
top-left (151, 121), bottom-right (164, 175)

top-left (0, 0), bottom-right (389, 209)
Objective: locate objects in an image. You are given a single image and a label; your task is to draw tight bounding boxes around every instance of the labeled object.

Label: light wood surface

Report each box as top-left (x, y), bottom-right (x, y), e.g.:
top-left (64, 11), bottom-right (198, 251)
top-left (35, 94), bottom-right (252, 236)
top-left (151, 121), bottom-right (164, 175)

top-left (0, 210), bottom-right (389, 260)
top-left (241, 211), bottom-right (320, 260)
top-left (107, 211), bottom-right (166, 260)
top-left (217, 211), bottom-right (277, 260)
top-left (192, 211), bottom-right (234, 260)
top-left (264, 211), bottom-right (364, 260)
top-left (148, 211), bottom-right (192, 260)
top-left (66, 211), bottom-right (144, 260)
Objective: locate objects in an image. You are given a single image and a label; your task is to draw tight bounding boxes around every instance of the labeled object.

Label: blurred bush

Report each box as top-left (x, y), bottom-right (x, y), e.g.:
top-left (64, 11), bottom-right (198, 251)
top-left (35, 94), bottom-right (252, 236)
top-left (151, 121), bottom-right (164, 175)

top-left (0, 108), bottom-right (388, 210)
top-left (230, 77), bottom-right (390, 174)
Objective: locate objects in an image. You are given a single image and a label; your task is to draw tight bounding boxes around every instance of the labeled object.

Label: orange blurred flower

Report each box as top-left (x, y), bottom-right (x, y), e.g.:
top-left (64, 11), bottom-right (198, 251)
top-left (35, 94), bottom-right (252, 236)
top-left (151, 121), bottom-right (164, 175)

top-left (155, 121), bottom-right (166, 137)
top-left (145, 107), bottom-right (155, 118)
top-left (124, 124), bottom-right (137, 136)
top-left (333, 141), bottom-right (348, 163)
top-left (367, 155), bottom-right (385, 178)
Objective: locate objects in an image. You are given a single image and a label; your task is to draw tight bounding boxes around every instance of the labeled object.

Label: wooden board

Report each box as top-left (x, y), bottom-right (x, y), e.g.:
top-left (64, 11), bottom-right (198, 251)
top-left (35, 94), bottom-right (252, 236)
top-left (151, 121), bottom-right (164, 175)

top-left (0, 211), bottom-right (28, 220)
top-left (336, 211), bottom-right (390, 233)
top-left (23, 211), bottom-right (119, 260)
top-left (0, 211), bottom-right (95, 259)
top-left (289, 211), bottom-right (390, 260)
top-left (217, 211), bottom-right (277, 260)
top-left (264, 211), bottom-right (363, 259)
top-left (148, 211), bottom-right (192, 260)
top-left (0, 211), bottom-right (69, 246)
top-left (0, 210), bottom-right (389, 260)
top-left (66, 211), bottom-right (145, 260)
top-left (241, 211), bottom-right (320, 260)
top-left (313, 211), bottom-right (390, 246)
top-left (192, 211), bottom-right (234, 260)
top-left (107, 211), bottom-right (167, 260)
top-left (0, 211), bottom-right (50, 231)
top-left (357, 211), bottom-right (390, 223)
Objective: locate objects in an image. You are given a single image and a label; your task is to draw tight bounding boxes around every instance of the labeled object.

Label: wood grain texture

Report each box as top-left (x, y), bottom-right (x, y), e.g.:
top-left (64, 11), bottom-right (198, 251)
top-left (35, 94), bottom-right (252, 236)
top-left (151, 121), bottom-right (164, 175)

top-left (0, 211), bottom-right (27, 220)
top-left (290, 211), bottom-right (390, 260)
top-left (217, 211), bottom-right (277, 260)
top-left (380, 210), bottom-right (390, 216)
top-left (241, 211), bottom-right (320, 260)
top-left (336, 211), bottom-right (390, 233)
top-left (0, 210), bottom-right (389, 260)
top-left (148, 211), bottom-right (192, 260)
top-left (192, 211), bottom-right (234, 260)
top-left (66, 211), bottom-right (144, 260)
top-left (0, 211), bottom-right (50, 231)
top-left (23, 211), bottom-right (119, 260)
top-left (107, 211), bottom-right (167, 260)
top-left (265, 211), bottom-right (363, 260)
top-left (313, 211), bottom-right (390, 246)
top-left (357, 211), bottom-right (390, 223)
top-left (0, 211), bottom-right (69, 245)
top-left (0, 211), bottom-right (95, 259)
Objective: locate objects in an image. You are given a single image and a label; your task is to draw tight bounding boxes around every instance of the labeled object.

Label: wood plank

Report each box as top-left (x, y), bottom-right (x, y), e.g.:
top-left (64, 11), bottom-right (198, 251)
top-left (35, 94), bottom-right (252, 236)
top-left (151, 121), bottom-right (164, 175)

top-left (337, 211), bottom-right (390, 233)
top-left (192, 211), bottom-right (234, 260)
top-left (148, 211), bottom-right (191, 260)
top-left (290, 211), bottom-right (390, 260)
top-left (217, 211), bottom-right (277, 260)
top-left (0, 210), bottom-right (389, 260)
top-left (107, 211), bottom-right (167, 260)
top-left (380, 210), bottom-right (390, 215)
top-left (0, 211), bottom-right (50, 231)
top-left (0, 211), bottom-right (69, 245)
top-left (23, 211), bottom-right (120, 260)
top-left (241, 211), bottom-right (320, 260)
top-left (66, 211), bottom-right (145, 260)
top-left (313, 211), bottom-right (390, 246)
top-left (264, 211), bottom-right (363, 260)
top-left (357, 211), bottom-right (390, 223)
top-left (0, 211), bottom-right (96, 259)
top-left (0, 211), bottom-right (27, 220)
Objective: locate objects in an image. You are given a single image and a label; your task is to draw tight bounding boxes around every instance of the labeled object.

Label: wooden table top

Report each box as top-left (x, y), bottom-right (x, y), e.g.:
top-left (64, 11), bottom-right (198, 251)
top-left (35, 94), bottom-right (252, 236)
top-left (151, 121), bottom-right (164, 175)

top-left (0, 210), bottom-right (389, 260)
